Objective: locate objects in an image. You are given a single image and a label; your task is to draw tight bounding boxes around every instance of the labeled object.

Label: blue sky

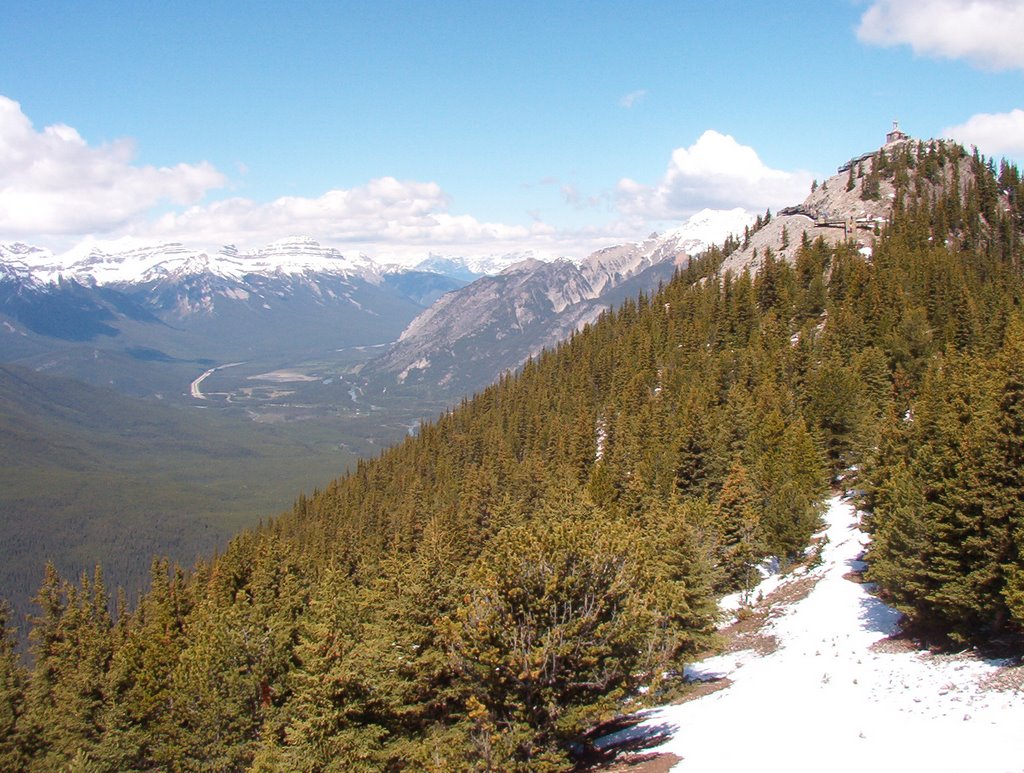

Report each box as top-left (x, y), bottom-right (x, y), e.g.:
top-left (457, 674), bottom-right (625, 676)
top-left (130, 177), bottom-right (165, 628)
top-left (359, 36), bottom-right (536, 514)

top-left (2, 0), bottom-right (1022, 261)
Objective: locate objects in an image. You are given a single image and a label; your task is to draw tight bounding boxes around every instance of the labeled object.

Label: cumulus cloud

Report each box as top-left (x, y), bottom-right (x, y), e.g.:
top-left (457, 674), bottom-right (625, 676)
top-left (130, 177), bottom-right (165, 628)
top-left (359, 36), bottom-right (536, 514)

top-left (142, 177), bottom-right (554, 259)
top-left (944, 109), bottom-right (1024, 157)
top-left (619, 89), bottom-right (648, 109)
top-left (858, 0), bottom-right (1024, 71)
top-left (0, 96), bottom-right (225, 237)
top-left (0, 96), bottom-right (560, 258)
top-left (616, 130), bottom-right (813, 220)
top-left (0, 96), bottom-right (798, 262)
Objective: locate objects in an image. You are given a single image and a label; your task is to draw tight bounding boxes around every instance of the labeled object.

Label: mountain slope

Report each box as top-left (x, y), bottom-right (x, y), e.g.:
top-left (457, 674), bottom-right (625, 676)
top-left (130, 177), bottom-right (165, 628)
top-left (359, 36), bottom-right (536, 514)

top-left (364, 208), bottom-right (753, 397)
top-left (719, 133), bottom-right (913, 276)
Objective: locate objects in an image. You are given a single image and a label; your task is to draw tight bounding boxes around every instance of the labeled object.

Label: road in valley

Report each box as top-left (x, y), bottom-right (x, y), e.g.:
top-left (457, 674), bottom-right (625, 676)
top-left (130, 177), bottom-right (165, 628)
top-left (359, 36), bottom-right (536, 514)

top-left (190, 362), bottom-right (245, 400)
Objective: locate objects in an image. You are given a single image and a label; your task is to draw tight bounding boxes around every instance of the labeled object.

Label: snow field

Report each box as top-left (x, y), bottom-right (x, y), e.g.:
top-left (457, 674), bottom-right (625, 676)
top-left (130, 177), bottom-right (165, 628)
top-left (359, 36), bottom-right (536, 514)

top-left (598, 496), bottom-right (1024, 772)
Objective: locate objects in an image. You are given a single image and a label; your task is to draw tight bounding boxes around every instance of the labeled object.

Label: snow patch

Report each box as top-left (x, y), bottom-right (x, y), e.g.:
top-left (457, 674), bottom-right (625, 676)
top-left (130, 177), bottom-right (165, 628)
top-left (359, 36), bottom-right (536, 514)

top-left (597, 496), bottom-right (1024, 772)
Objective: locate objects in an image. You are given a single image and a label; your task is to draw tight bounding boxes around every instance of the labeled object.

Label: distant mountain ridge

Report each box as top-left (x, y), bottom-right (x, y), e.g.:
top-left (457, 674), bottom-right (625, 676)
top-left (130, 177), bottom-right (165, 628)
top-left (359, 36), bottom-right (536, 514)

top-left (362, 208), bottom-right (754, 397)
top-left (0, 219), bottom-right (750, 398)
top-left (0, 237), bottom-right (473, 397)
top-left (0, 237), bottom-right (533, 288)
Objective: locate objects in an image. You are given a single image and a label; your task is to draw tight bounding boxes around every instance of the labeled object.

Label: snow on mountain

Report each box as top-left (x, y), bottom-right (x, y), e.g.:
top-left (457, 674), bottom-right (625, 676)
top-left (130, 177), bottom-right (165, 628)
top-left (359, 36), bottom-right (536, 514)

top-left (0, 244), bottom-right (49, 288)
top-left (240, 237), bottom-right (380, 281)
top-left (1, 207), bottom-right (750, 293)
top-left (365, 208), bottom-right (751, 396)
top-left (1, 236), bottom-right (549, 294)
top-left (580, 207), bottom-right (753, 296)
top-left (0, 210), bottom-right (748, 377)
top-left (7, 236), bottom-right (383, 286)
top-left (661, 207), bottom-right (756, 253)
top-left (0, 235), bottom-right (471, 358)
top-left (596, 495), bottom-right (1024, 772)
top-left (408, 251), bottom-right (546, 282)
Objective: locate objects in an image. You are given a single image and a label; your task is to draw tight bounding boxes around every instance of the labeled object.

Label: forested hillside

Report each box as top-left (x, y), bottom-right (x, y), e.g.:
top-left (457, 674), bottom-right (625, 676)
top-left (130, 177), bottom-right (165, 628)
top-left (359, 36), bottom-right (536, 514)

top-left (0, 363), bottom-right (363, 633)
top-left (1, 139), bottom-right (1022, 771)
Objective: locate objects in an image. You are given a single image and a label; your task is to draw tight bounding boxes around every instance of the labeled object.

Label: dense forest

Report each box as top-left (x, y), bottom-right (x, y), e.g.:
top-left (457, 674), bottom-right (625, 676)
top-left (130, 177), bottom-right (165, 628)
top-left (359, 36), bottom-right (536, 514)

top-left (0, 140), bottom-right (1022, 771)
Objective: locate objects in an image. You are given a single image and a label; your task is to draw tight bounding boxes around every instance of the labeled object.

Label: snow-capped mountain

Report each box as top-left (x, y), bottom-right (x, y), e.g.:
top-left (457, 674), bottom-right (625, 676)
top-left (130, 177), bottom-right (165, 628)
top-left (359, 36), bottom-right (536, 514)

top-left (409, 252), bottom-right (545, 282)
top-left (363, 208), bottom-right (753, 397)
top-left (0, 211), bottom-right (750, 399)
top-left (0, 237), bottom-right (469, 392)
top-left (15, 236), bottom-right (382, 287)
top-left (0, 243), bottom-right (51, 289)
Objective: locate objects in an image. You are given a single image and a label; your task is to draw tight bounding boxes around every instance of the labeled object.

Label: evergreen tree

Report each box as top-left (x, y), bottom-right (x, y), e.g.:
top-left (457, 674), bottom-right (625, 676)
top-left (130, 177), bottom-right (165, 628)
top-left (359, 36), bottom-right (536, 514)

top-left (21, 566), bottom-right (111, 772)
top-left (96, 560), bottom-right (187, 771)
top-left (444, 500), bottom-right (672, 769)
top-left (715, 460), bottom-right (764, 594)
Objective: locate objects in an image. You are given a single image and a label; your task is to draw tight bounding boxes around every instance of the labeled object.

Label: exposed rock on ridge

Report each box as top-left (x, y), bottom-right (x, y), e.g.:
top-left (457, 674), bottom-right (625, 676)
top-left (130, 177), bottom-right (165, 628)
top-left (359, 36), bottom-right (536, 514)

top-left (365, 208), bottom-right (753, 397)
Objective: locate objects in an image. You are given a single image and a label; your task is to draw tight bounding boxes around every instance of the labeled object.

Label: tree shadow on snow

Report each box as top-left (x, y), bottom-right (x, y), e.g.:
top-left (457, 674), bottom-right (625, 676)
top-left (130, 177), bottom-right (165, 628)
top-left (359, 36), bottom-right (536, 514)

top-left (842, 548), bottom-right (901, 636)
top-left (581, 717), bottom-right (679, 769)
top-left (858, 592), bottom-right (901, 636)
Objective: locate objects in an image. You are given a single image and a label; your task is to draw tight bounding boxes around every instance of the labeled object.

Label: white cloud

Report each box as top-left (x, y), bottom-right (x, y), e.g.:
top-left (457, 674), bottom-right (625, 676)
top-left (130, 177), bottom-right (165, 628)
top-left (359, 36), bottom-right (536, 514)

top-left (0, 96), bottom-right (566, 258)
top-left (0, 96), bottom-right (784, 262)
top-left (616, 130), bottom-right (813, 220)
top-left (944, 109), bottom-right (1024, 157)
top-left (142, 177), bottom-right (556, 259)
top-left (619, 89), bottom-right (648, 109)
top-left (0, 96), bottom-right (225, 237)
top-left (858, 0), bottom-right (1024, 71)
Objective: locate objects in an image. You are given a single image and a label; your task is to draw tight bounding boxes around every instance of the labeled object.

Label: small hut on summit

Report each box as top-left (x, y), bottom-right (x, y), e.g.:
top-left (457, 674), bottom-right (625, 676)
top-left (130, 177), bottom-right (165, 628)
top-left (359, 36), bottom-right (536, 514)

top-left (886, 120), bottom-right (909, 145)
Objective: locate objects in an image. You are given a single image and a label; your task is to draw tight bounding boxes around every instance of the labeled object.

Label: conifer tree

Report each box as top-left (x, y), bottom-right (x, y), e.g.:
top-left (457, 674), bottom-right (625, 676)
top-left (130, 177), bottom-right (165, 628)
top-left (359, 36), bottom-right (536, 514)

top-left (752, 413), bottom-right (827, 559)
top-left (21, 566), bottom-right (111, 772)
top-left (444, 501), bottom-right (667, 769)
top-left (265, 569), bottom-right (381, 772)
top-left (715, 460), bottom-right (764, 593)
top-left (20, 562), bottom-right (65, 766)
top-left (987, 319), bottom-right (1024, 629)
top-left (97, 560), bottom-right (186, 771)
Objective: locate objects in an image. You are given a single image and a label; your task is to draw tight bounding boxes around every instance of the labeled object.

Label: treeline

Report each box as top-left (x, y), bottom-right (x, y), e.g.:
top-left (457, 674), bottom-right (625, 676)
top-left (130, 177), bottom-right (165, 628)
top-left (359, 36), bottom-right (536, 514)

top-left (862, 146), bottom-right (1024, 647)
top-left (0, 141), bottom-right (1022, 770)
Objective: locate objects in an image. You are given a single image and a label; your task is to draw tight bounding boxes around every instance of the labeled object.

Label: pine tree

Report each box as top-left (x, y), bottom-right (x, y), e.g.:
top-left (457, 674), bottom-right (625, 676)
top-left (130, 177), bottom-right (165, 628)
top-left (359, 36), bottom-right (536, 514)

top-left (988, 319), bottom-right (1024, 629)
top-left (21, 566), bottom-right (111, 772)
top-left (715, 460), bottom-right (764, 594)
top-left (266, 569), bottom-right (382, 772)
top-left (20, 562), bottom-right (65, 766)
top-left (754, 414), bottom-right (827, 560)
top-left (96, 560), bottom-right (186, 770)
top-left (444, 503), bottom-right (665, 769)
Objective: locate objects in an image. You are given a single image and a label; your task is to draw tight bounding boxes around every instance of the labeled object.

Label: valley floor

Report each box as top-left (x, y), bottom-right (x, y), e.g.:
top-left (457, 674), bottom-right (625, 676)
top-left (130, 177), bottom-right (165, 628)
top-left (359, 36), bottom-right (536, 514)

top-left (596, 495), bottom-right (1024, 772)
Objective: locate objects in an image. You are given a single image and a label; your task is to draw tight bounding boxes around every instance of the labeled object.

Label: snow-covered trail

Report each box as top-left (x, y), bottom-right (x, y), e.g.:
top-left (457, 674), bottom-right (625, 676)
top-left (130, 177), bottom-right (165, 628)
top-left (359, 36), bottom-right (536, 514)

top-left (599, 496), bottom-right (1024, 772)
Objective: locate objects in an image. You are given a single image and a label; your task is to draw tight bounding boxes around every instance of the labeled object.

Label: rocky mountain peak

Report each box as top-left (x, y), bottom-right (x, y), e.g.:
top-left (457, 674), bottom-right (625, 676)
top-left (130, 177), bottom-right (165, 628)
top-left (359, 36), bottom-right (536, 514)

top-left (365, 208), bottom-right (748, 397)
top-left (719, 136), bottom-right (915, 276)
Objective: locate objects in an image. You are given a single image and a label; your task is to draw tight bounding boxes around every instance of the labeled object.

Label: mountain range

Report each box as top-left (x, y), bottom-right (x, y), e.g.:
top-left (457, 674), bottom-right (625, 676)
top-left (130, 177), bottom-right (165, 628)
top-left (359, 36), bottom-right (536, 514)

top-left (0, 211), bottom-right (752, 401)
top-left (0, 238), bottom-right (466, 397)
top-left (362, 208), bottom-right (754, 397)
